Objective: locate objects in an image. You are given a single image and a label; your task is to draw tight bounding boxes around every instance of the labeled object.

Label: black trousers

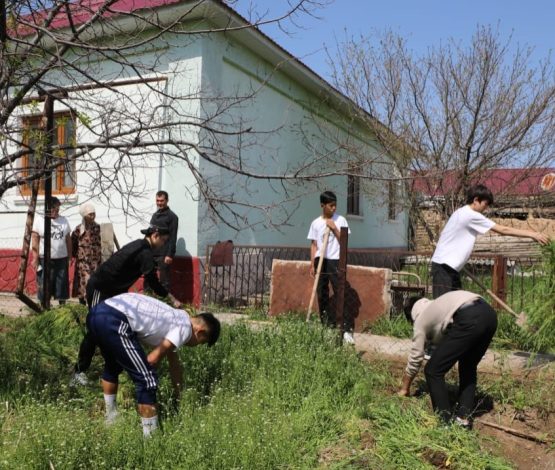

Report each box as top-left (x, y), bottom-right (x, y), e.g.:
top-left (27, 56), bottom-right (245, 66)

top-left (314, 258), bottom-right (353, 332)
top-left (144, 256), bottom-right (171, 292)
top-left (424, 299), bottom-right (497, 422)
top-left (75, 281), bottom-right (107, 373)
top-left (431, 262), bottom-right (462, 299)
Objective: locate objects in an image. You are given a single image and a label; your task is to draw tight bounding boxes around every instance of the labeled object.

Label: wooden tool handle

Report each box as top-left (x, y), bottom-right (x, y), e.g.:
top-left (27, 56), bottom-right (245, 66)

top-left (306, 227), bottom-right (331, 322)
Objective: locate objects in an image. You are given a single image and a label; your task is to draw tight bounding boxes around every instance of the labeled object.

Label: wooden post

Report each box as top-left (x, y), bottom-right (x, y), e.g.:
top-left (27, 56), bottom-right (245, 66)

top-left (492, 255), bottom-right (507, 308)
top-left (335, 227), bottom-right (349, 340)
top-left (15, 180), bottom-right (42, 313)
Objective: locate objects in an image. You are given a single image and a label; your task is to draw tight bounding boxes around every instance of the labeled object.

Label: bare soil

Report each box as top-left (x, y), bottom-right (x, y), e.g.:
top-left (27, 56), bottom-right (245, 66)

top-left (476, 407), bottom-right (555, 470)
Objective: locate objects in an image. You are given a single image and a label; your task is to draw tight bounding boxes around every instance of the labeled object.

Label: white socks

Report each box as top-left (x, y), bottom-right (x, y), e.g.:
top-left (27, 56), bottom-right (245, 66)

top-left (141, 415), bottom-right (159, 438)
top-left (104, 394), bottom-right (118, 424)
top-left (104, 394), bottom-right (158, 437)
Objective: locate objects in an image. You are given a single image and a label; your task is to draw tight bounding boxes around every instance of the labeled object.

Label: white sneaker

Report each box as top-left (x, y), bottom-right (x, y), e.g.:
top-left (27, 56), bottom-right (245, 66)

top-left (343, 332), bottom-right (355, 344)
top-left (105, 411), bottom-right (119, 425)
top-left (70, 372), bottom-right (89, 387)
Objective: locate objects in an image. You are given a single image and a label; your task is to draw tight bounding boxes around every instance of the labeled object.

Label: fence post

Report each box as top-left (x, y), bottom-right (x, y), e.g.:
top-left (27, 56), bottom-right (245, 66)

top-left (335, 227), bottom-right (349, 341)
top-left (492, 255), bottom-right (507, 307)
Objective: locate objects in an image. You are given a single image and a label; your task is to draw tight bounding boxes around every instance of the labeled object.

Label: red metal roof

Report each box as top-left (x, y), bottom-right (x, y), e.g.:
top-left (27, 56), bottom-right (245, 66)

top-left (412, 168), bottom-right (555, 197)
top-left (14, 0), bottom-right (182, 34)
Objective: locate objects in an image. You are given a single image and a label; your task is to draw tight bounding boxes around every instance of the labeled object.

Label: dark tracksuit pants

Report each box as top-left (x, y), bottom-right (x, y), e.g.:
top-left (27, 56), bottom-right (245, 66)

top-left (424, 299), bottom-right (497, 422)
top-left (87, 303), bottom-right (158, 404)
top-left (431, 262), bottom-right (462, 299)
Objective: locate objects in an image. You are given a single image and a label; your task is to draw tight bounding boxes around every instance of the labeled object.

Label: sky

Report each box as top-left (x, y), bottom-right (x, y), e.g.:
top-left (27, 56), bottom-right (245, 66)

top-left (235, 0), bottom-right (554, 80)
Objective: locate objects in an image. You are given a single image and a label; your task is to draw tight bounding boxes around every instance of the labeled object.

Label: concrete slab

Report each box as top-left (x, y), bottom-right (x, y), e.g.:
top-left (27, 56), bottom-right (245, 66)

top-left (268, 260), bottom-right (392, 332)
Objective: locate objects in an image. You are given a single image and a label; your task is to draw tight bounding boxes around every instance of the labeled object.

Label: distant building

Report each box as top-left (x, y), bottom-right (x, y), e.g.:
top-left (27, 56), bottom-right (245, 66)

top-left (412, 168), bottom-right (555, 256)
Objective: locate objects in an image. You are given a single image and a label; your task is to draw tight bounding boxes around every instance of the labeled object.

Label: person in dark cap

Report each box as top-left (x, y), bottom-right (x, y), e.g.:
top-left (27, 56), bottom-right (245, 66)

top-left (71, 224), bottom-right (181, 386)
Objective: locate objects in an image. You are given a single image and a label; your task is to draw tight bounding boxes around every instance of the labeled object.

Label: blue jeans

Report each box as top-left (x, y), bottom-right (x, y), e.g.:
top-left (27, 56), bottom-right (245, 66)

top-left (37, 257), bottom-right (69, 303)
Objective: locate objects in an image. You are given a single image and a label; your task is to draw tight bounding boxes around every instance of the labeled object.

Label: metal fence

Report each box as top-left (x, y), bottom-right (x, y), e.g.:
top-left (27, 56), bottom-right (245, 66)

top-left (202, 244), bottom-right (545, 313)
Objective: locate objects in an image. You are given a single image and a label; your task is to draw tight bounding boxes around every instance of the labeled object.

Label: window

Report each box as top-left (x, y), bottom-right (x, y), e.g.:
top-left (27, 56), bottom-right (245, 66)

top-left (347, 174), bottom-right (361, 216)
top-left (20, 112), bottom-right (76, 194)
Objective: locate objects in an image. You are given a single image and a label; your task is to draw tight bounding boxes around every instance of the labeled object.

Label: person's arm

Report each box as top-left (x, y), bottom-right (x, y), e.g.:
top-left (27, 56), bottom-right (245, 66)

top-left (310, 240), bottom-right (317, 276)
top-left (490, 224), bottom-right (550, 245)
top-left (141, 252), bottom-right (181, 307)
top-left (147, 338), bottom-right (175, 367)
top-left (398, 327), bottom-right (426, 396)
top-left (66, 233), bottom-right (72, 263)
top-left (70, 228), bottom-right (79, 258)
top-left (31, 232), bottom-right (40, 270)
top-left (166, 349), bottom-right (184, 399)
top-left (398, 373), bottom-right (414, 396)
top-left (92, 224), bottom-right (102, 265)
top-left (325, 218), bottom-right (340, 239)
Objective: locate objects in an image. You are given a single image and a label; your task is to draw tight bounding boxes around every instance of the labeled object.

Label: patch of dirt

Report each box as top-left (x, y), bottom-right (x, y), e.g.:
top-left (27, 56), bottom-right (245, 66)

top-left (422, 448), bottom-right (450, 468)
top-left (0, 294), bottom-right (34, 317)
top-left (476, 407), bottom-right (555, 470)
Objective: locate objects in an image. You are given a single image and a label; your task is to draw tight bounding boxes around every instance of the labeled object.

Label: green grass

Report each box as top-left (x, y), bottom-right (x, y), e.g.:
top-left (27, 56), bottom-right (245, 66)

top-left (0, 306), bottom-right (519, 469)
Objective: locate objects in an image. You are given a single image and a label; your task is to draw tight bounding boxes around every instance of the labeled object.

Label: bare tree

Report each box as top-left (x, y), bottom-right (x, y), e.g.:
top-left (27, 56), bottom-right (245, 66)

top-left (0, 0), bottom-right (339, 229)
top-left (327, 26), bottom-right (555, 239)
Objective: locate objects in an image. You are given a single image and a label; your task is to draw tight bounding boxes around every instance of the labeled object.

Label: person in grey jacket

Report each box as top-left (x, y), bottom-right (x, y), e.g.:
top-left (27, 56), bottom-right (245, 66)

top-left (398, 290), bottom-right (498, 428)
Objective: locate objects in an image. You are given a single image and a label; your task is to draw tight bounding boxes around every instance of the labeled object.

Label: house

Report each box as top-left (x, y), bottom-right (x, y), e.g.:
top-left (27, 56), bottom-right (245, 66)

top-left (412, 168), bottom-right (555, 256)
top-left (1, 0), bottom-right (409, 304)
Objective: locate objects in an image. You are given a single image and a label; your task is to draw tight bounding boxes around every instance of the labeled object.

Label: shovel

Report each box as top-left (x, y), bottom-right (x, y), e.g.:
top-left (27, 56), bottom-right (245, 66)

top-left (462, 268), bottom-right (527, 327)
top-left (306, 227), bottom-right (331, 322)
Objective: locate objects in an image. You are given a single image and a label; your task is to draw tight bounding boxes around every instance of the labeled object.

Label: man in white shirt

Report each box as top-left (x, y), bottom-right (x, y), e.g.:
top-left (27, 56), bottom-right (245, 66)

top-left (398, 291), bottom-right (497, 428)
top-left (86, 292), bottom-right (220, 437)
top-left (431, 185), bottom-right (549, 298)
top-left (307, 190), bottom-right (353, 343)
top-left (31, 197), bottom-right (72, 305)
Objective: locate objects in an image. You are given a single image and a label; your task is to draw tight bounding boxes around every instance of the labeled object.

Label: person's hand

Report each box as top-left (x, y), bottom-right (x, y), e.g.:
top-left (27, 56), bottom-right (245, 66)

top-left (325, 219), bottom-right (337, 232)
top-left (164, 256), bottom-right (173, 265)
top-left (534, 232), bottom-right (550, 245)
top-left (172, 299), bottom-right (182, 309)
top-left (310, 265), bottom-right (315, 277)
top-left (147, 350), bottom-right (161, 367)
top-left (397, 388), bottom-right (410, 397)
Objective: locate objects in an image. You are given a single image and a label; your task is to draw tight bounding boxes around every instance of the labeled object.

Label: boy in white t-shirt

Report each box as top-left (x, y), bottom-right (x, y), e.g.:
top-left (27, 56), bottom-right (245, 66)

top-left (307, 191), bottom-right (353, 342)
top-left (87, 293), bottom-right (220, 437)
top-left (431, 185), bottom-right (549, 298)
top-left (31, 197), bottom-right (72, 305)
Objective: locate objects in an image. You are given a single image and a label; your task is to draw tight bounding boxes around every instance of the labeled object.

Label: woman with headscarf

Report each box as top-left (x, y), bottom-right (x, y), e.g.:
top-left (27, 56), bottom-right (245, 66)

top-left (71, 203), bottom-right (102, 304)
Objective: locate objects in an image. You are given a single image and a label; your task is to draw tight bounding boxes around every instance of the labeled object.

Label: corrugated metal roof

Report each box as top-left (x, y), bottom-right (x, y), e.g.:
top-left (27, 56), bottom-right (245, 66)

top-left (412, 168), bottom-right (555, 197)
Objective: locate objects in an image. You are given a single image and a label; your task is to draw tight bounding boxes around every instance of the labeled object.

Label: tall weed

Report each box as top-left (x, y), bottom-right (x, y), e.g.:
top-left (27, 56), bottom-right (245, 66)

top-left (523, 242), bottom-right (555, 353)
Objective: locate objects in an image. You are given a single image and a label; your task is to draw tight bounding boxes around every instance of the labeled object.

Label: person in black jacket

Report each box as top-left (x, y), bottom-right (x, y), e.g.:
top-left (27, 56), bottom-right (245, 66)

top-left (71, 224), bottom-right (181, 386)
top-left (146, 191), bottom-right (179, 292)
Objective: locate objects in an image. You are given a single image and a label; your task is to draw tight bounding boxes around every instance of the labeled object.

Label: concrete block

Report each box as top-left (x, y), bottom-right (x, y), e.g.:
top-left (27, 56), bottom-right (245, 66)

top-left (269, 260), bottom-right (392, 332)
